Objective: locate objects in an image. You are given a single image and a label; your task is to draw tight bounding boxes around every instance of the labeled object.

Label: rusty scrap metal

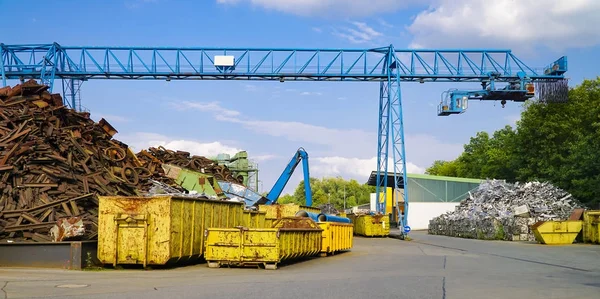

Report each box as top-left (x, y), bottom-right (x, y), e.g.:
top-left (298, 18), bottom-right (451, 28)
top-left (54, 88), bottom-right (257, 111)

top-left (49, 216), bottom-right (85, 242)
top-left (0, 80), bottom-right (241, 242)
top-left (136, 146), bottom-right (242, 184)
top-left (0, 80), bottom-right (175, 242)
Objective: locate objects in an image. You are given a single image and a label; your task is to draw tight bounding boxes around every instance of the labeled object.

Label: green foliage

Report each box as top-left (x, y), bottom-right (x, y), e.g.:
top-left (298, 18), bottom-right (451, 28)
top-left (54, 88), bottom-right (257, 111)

top-left (425, 160), bottom-right (459, 177)
top-left (281, 176), bottom-right (375, 210)
top-left (277, 194), bottom-right (300, 205)
top-left (425, 77), bottom-right (600, 208)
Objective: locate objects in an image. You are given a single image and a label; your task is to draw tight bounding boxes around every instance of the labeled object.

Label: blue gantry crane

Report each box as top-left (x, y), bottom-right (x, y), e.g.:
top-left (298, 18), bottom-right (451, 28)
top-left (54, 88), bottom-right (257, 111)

top-left (0, 42), bottom-right (569, 237)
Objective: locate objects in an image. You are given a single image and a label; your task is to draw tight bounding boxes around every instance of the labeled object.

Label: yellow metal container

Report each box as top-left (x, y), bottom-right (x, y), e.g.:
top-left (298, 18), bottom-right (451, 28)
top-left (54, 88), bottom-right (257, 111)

top-left (97, 195), bottom-right (244, 267)
top-left (259, 203), bottom-right (320, 219)
top-left (531, 220), bottom-right (583, 245)
top-left (583, 210), bottom-right (600, 244)
top-left (351, 214), bottom-right (390, 237)
top-left (318, 222), bottom-right (353, 256)
top-left (204, 217), bottom-right (322, 270)
top-left (242, 210), bottom-right (268, 228)
top-left (264, 218), bottom-right (274, 229)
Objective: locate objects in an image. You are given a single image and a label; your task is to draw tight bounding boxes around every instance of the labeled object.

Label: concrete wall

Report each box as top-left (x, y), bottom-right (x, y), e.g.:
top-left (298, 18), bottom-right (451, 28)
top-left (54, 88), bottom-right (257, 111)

top-left (407, 202), bottom-right (459, 230)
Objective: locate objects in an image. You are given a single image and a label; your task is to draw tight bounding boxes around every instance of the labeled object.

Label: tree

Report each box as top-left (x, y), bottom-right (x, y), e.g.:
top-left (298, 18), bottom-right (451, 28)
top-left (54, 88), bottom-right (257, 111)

top-left (283, 176), bottom-right (375, 210)
top-left (425, 160), bottom-right (460, 177)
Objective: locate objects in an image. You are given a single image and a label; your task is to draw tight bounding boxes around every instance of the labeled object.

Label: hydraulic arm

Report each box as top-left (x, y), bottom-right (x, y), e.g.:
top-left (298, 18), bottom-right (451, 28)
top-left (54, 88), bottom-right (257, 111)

top-left (265, 148), bottom-right (312, 206)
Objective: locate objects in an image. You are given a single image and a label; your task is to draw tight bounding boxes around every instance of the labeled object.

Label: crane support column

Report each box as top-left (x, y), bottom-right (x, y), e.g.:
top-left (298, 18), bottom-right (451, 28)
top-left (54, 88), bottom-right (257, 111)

top-left (376, 79), bottom-right (390, 214)
top-left (389, 48), bottom-right (409, 231)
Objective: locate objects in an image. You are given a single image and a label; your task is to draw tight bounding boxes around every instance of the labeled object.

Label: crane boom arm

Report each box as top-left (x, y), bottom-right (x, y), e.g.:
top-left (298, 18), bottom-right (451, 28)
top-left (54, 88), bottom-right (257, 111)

top-left (265, 148), bottom-right (312, 206)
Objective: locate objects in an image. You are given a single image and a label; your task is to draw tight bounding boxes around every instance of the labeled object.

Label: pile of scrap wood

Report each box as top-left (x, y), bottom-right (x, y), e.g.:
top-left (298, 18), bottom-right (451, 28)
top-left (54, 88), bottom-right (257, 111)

top-left (0, 80), bottom-right (240, 242)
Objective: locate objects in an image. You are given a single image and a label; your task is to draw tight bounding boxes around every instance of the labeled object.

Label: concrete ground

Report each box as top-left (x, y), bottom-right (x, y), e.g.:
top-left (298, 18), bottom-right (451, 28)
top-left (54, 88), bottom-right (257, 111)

top-left (1, 231), bottom-right (599, 299)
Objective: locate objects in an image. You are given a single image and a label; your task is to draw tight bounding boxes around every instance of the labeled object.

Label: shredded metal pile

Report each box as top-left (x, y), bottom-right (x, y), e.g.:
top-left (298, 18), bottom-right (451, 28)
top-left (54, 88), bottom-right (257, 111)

top-left (428, 180), bottom-right (584, 241)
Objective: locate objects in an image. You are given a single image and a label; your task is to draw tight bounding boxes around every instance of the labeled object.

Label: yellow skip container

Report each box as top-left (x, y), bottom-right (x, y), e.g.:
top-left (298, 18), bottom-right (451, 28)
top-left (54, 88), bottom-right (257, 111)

top-left (583, 210), bottom-right (600, 244)
top-left (318, 222), bottom-right (353, 256)
top-left (531, 220), bottom-right (583, 245)
top-left (259, 203), bottom-right (320, 219)
top-left (350, 214), bottom-right (390, 237)
top-left (97, 195), bottom-right (244, 267)
top-left (204, 217), bottom-right (322, 270)
top-left (242, 210), bottom-right (269, 228)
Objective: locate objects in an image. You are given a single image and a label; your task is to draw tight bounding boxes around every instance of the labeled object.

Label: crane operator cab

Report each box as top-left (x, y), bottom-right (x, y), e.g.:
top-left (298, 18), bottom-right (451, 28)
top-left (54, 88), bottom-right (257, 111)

top-left (438, 90), bottom-right (469, 116)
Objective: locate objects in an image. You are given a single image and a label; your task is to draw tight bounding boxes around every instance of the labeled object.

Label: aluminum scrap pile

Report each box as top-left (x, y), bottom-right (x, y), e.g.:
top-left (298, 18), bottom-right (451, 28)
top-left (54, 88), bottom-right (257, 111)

top-left (319, 203), bottom-right (338, 215)
top-left (428, 180), bottom-right (584, 241)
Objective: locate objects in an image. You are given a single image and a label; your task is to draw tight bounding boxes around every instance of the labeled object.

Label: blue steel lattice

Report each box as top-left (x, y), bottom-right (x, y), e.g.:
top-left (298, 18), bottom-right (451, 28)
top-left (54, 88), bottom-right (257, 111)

top-left (1, 44), bottom-right (565, 83)
top-left (0, 43), bottom-right (568, 237)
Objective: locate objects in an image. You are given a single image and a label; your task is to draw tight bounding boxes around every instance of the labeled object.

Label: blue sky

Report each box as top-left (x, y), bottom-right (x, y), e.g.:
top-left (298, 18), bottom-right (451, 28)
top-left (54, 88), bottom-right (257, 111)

top-left (2, 0), bottom-right (600, 195)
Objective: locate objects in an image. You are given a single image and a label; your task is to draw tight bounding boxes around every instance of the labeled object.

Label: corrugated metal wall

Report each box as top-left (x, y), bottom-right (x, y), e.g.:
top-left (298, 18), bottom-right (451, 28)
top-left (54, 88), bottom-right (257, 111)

top-left (407, 176), bottom-right (481, 203)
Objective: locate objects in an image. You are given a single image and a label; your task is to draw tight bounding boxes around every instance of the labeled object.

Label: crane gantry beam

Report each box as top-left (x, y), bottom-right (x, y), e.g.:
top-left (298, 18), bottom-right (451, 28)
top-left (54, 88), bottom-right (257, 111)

top-left (0, 42), bottom-right (568, 237)
top-left (1, 43), bottom-right (565, 84)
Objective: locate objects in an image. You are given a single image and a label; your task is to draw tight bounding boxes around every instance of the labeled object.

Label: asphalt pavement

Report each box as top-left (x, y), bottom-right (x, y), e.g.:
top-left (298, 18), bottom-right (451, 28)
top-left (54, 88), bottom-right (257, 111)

top-left (1, 231), bottom-right (599, 299)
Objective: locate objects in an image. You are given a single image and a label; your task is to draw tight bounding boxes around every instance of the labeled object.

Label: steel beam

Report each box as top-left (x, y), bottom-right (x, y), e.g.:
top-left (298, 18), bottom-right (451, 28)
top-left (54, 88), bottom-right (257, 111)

top-left (0, 241), bottom-right (99, 270)
top-left (1, 44), bottom-right (566, 86)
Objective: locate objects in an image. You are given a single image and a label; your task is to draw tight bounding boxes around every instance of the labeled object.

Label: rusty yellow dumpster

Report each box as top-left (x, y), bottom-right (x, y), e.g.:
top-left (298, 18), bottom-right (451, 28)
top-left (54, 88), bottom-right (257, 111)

top-left (204, 217), bottom-right (322, 270)
top-left (583, 210), bottom-right (600, 244)
top-left (351, 214), bottom-right (390, 237)
top-left (318, 222), bottom-right (353, 256)
top-left (97, 195), bottom-right (244, 267)
top-left (259, 203), bottom-right (320, 219)
top-left (242, 210), bottom-right (268, 228)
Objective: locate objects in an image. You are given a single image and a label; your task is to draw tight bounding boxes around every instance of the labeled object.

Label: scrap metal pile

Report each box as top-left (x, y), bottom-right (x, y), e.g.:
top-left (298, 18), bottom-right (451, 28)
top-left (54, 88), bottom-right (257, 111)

top-left (0, 80), bottom-right (238, 242)
top-left (136, 147), bottom-right (243, 184)
top-left (428, 180), bottom-right (584, 241)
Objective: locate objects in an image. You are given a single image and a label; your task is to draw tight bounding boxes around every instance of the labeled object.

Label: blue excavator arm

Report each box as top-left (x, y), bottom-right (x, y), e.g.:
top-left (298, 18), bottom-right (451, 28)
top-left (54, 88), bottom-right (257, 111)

top-left (265, 148), bottom-right (312, 206)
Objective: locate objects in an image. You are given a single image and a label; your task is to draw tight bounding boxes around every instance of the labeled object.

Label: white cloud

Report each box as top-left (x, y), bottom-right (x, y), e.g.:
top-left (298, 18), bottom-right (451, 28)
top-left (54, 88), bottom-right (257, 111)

top-left (377, 19), bottom-right (394, 28)
top-left (300, 91), bottom-right (323, 96)
top-left (408, 0), bottom-right (600, 52)
top-left (216, 0), bottom-right (417, 17)
top-left (332, 21), bottom-right (383, 44)
top-left (312, 27), bottom-right (322, 33)
top-left (253, 154), bottom-right (279, 162)
top-left (170, 101), bottom-right (241, 117)
top-left (311, 156), bottom-right (425, 180)
top-left (116, 132), bottom-right (242, 157)
top-left (171, 101), bottom-right (464, 171)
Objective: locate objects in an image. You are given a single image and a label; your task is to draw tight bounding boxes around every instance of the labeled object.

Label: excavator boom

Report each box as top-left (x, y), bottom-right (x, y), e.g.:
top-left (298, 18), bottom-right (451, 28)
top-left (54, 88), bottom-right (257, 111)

top-left (265, 147), bottom-right (312, 206)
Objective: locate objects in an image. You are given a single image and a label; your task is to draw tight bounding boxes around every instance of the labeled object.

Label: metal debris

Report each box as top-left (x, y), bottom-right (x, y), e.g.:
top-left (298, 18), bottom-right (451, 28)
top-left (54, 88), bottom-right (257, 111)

top-left (319, 203), bottom-right (338, 215)
top-left (49, 217), bottom-right (85, 242)
top-left (428, 180), bottom-right (585, 241)
top-left (136, 147), bottom-right (242, 184)
top-left (0, 80), bottom-right (238, 242)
